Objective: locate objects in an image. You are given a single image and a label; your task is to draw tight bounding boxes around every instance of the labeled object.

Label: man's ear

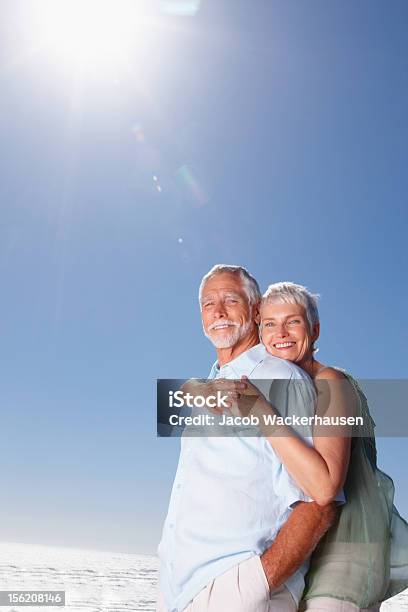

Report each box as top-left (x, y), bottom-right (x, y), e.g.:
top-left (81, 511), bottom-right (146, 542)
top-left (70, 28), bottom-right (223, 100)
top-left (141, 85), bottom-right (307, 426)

top-left (253, 302), bottom-right (261, 325)
top-left (312, 323), bottom-right (320, 343)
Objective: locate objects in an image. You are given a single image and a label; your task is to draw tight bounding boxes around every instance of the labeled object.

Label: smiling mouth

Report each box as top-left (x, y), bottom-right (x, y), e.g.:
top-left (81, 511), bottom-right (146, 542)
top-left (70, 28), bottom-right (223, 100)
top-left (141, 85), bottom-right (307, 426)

top-left (212, 324), bottom-right (234, 330)
top-left (273, 342), bottom-right (296, 349)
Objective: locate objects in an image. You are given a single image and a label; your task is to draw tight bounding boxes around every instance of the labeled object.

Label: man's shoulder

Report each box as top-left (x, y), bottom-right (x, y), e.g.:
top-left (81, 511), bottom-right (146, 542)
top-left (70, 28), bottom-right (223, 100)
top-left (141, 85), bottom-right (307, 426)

top-left (254, 353), bottom-right (311, 380)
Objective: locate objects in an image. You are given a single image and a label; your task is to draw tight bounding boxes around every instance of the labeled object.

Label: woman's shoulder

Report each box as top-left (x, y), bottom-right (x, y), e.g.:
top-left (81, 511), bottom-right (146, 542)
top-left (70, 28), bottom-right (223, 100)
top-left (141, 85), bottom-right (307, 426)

top-left (316, 366), bottom-right (378, 441)
top-left (315, 366), bottom-right (348, 381)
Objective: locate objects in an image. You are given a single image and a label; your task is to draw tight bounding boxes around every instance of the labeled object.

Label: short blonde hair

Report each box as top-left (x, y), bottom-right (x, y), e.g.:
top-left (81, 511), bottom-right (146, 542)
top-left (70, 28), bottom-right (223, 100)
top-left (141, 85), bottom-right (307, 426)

top-left (261, 282), bottom-right (320, 331)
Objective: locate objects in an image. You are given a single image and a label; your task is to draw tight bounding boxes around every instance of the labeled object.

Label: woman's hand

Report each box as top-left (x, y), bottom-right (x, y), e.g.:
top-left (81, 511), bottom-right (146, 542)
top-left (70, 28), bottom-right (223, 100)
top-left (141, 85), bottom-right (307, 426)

top-left (226, 376), bottom-right (279, 424)
top-left (179, 378), bottom-right (247, 414)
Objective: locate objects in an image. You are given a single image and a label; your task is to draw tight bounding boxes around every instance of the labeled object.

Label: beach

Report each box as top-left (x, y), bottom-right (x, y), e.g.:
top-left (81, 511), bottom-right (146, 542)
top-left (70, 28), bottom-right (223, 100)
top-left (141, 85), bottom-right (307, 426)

top-left (0, 542), bottom-right (405, 611)
top-left (0, 542), bottom-right (157, 611)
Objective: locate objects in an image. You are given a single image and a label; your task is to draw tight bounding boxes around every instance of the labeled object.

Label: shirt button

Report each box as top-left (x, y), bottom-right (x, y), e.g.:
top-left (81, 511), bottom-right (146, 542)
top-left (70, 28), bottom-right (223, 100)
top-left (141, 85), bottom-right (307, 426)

top-left (169, 523), bottom-right (174, 529)
top-left (176, 483), bottom-right (181, 490)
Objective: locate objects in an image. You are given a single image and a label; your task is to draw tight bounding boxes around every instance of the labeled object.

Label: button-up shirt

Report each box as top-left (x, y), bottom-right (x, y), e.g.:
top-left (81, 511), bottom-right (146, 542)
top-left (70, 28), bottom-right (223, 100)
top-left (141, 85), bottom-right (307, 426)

top-left (158, 344), bottom-right (325, 612)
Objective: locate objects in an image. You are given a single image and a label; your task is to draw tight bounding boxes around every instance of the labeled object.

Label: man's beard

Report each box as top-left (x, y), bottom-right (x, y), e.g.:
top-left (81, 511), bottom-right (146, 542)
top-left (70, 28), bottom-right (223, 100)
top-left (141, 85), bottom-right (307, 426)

top-left (204, 319), bottom-right (253, 349)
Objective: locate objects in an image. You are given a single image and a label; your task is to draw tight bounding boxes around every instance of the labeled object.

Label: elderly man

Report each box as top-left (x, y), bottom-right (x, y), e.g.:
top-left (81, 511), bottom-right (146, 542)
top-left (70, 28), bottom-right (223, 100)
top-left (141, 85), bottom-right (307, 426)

top-left (157, 265), bottom-right (340, 612)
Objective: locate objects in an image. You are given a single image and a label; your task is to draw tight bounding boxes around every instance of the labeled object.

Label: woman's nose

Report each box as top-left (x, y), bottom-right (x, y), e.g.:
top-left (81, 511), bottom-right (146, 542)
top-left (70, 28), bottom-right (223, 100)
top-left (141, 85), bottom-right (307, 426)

top-left (275, 324), bottom-right (289, 336)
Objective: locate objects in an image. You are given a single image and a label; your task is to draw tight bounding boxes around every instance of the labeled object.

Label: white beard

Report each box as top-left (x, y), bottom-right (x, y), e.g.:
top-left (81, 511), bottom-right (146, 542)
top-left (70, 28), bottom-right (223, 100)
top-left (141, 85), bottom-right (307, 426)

top-left (204, 318), bottom-right (253, 349)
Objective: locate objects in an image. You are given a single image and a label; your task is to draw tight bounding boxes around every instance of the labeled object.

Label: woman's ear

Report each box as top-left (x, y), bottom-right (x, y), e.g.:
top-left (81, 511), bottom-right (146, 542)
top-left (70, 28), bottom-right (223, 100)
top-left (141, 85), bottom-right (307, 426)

top-left (312, 323), bottom-right (320, 343)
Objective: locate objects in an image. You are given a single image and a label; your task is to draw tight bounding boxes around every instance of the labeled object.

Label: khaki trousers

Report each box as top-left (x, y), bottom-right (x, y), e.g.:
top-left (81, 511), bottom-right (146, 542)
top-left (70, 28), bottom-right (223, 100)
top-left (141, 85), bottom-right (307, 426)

top-left (299, 598), bottom-right (380, 611)
top-left (156, 555), bottom-right (297, 612)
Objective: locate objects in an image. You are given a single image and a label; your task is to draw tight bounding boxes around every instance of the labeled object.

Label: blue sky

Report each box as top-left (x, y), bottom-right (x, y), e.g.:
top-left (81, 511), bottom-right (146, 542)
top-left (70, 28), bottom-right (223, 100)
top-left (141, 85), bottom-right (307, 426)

top-left (0, 0), bottom-right (407, 554)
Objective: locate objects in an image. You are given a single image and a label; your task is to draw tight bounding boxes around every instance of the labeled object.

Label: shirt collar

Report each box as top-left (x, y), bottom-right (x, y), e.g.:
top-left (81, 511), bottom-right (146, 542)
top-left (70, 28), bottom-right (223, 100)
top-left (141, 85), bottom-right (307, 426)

top-left (208, 343), bottom-right (267, 379)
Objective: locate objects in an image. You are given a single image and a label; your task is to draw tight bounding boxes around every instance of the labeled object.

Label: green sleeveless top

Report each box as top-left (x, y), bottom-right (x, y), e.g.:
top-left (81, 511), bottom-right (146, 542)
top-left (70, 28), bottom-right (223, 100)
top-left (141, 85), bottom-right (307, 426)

top-left (302, 370), bottom-right (408, 608)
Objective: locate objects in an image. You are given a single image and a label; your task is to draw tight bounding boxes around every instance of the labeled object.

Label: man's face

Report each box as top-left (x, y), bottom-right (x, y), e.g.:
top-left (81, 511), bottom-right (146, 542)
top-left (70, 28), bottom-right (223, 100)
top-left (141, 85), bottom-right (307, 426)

top-left (200, 272), bottom-right (255, 349)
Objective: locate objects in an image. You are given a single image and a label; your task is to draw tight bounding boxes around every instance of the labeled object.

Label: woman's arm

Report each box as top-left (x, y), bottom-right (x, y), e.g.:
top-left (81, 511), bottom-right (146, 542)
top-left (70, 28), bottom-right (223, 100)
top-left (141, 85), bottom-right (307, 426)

top-left (242, 369), bottom-right (353, 506)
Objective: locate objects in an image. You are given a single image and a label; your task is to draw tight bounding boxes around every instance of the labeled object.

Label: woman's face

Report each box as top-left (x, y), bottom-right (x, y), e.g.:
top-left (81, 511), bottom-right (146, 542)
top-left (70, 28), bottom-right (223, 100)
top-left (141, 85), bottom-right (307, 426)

top-left (259, 301), bottom-right (319, 365)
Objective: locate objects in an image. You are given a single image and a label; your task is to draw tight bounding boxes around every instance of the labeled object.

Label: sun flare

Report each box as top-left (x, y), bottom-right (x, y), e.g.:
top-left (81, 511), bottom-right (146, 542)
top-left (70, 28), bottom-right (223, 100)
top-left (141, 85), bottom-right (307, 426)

top-left (31, 0), bottom-right (157, 75)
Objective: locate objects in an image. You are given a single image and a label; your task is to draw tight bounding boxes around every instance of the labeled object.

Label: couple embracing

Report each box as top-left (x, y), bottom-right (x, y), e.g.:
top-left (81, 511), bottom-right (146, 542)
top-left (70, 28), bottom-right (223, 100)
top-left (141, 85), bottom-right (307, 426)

top-left (157, 264), bottom-right (408, 612)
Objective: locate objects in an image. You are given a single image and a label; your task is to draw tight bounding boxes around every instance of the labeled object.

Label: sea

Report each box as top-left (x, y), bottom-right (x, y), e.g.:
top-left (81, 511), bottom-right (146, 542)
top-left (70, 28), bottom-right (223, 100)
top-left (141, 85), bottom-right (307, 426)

top-left (0, 542), bottom-right (406, 611)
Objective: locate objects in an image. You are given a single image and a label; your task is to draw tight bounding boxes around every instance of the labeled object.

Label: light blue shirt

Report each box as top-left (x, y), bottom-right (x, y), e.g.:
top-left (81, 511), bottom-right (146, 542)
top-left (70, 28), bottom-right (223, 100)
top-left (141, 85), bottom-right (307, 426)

top-left (158, 344), bottom-right (336, 612)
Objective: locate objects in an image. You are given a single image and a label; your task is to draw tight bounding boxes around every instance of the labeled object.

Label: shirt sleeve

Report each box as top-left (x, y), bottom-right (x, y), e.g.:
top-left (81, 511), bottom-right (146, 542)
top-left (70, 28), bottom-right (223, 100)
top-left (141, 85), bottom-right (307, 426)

top-left (274, 461), bottom-right (315, 507)
top-left (258, 375), bottom-right (347, 507)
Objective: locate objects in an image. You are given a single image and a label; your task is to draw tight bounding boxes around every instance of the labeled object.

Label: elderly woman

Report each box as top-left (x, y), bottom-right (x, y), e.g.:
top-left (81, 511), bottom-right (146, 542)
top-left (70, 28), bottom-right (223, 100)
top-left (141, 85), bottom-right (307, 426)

top-left (244, 282), bottom-right (408, 611)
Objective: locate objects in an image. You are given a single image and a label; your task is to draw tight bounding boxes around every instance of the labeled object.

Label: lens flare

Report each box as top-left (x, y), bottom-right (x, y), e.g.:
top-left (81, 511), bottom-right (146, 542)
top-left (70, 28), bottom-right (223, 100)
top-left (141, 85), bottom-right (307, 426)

top-left (160, 0), bottom-right (202, 17)
top-left (176, 164), bottom-right (208, 207)
top-left (132, 123), bottom-right (146, 143)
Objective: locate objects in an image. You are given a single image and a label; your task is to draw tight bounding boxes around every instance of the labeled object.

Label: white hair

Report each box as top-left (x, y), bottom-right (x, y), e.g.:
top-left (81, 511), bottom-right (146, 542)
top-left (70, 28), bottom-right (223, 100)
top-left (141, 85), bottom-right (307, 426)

top-left (199, 264), bottom-right (261, 307)
top-left (261, 282), bottom-right (320, 331)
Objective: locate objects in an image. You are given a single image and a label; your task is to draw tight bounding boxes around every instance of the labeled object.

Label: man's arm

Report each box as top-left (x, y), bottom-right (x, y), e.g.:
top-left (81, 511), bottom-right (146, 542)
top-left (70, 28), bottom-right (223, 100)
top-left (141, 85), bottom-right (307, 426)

top-left (260, 501), bottom-right (337, 589)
